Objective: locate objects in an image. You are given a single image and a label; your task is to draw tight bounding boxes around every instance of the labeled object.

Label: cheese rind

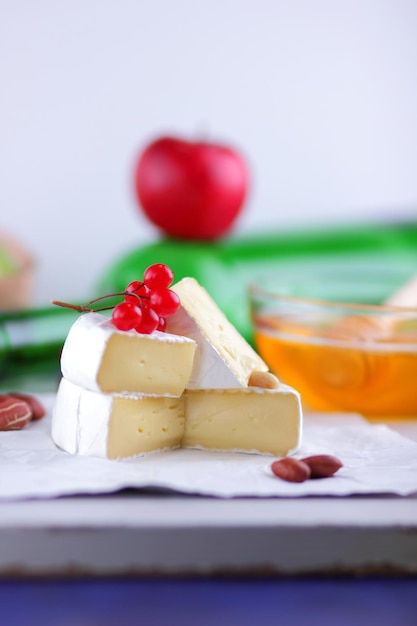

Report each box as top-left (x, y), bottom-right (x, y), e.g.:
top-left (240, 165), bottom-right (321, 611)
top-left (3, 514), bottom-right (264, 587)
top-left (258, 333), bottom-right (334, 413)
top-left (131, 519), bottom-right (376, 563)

top-left (52, 378), bottom-right (186, 459)
top-left (183, 384), bottom-right (302, 456)
top-left (167, 277), bottom-right (268, 389)
top-left (60, 312), bottom-right (196, 396)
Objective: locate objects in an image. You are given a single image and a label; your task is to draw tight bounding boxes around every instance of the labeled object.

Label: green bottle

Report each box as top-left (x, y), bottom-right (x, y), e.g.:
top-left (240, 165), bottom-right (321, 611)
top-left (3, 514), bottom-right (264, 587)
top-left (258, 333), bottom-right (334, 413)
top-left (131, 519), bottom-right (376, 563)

top-left (0, 306), bottom-right (80, 392)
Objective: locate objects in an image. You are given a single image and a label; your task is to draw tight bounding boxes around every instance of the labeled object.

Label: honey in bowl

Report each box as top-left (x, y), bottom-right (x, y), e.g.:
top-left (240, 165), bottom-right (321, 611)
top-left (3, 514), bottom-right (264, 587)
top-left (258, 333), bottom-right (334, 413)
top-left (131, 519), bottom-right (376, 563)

top-left (249, 266), bottom-right (417, 418)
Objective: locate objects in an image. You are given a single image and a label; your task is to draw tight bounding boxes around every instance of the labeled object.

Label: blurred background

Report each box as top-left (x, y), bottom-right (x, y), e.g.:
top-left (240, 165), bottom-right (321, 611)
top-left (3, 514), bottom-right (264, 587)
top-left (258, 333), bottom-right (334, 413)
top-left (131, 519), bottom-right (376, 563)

top-left (1, 0), bottom-right (417, 305)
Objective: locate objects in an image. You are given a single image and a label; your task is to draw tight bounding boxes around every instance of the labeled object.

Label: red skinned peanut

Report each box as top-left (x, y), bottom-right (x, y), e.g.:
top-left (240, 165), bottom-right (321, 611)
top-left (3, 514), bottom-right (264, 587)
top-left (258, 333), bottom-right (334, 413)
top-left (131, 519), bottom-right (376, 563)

top-left (9, 392), bottom-right (46, 420)
top-left (271, 457), bottom-right (311, 483)
top-left (301, 455), bottom-right (343, 478)
top-left (0, 395), bottom-right (32, 430)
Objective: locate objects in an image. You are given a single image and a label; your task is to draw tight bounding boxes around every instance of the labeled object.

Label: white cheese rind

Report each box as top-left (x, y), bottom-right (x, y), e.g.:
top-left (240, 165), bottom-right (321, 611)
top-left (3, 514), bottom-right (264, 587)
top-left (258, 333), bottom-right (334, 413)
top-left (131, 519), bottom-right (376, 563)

top-left (167, 277), bottom-right (268, 389)
top-left (183, 383), bottom-right (302, 456)
top-left (60, 312), bottom-right (196, 396)
top-left (51, 378), bottom-right (185, 459)
top-left (52, 378), bottom-right (112, 458)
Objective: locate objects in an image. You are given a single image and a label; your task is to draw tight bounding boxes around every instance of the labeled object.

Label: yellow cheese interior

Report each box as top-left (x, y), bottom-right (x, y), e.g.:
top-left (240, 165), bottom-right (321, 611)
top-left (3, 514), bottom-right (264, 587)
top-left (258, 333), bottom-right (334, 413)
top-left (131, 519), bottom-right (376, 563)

top-left (183, 388), bottom-right (300, 456)
top-left (97, 332), bottom-right (196, 396)
top-left (107, 395), bottom-right (185, 459)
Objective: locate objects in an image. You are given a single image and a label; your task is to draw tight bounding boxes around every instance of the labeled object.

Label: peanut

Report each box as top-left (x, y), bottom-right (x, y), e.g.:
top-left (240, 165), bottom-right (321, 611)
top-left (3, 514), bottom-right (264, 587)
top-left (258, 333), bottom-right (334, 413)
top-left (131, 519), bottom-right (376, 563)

top-left (301, 454), bottom-right (343, 478)
top-left (271, 457), bottom-right (311, 483)
top-left (248, 370), bottom-right (280, 389)
top-left (9, 392), bottom-right (46, 420)
top-left (0, 395), bottom-right (32, 430)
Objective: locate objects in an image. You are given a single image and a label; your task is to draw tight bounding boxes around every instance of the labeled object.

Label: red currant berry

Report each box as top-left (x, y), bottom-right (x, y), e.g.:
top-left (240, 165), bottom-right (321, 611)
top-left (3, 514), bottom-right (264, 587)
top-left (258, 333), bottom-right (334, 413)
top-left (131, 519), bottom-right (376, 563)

top-left (156, 316), bottom-right (167, 332)
top-left (135, 307), bottom-right (159, 334)
top-left (112, 301), bottom-right (142, 331)
top-left (150, 288), bottom-right (180, 317)
top-left (125, 280), bottom-right (151, 306)
top-left (143, 264), bottom-right (174, 290)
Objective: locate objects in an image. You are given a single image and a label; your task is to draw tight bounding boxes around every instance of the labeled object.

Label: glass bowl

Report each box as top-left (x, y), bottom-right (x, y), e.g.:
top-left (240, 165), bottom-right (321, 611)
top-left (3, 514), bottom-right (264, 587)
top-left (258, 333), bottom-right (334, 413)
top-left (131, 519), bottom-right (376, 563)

top-left (249, 264), bottom-right (417, 418)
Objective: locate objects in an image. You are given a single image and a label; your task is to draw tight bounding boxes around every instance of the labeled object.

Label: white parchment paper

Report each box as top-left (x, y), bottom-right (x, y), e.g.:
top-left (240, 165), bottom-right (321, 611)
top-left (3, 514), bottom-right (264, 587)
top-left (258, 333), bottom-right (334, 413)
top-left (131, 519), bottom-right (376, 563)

top-left (1, 395), bottom-right (417, 500)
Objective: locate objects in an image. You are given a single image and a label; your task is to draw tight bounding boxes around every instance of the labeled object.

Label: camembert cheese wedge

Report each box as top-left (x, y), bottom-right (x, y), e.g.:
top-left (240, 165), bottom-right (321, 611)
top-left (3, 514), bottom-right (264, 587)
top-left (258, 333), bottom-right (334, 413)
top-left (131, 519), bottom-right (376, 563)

top-left (166, 277), bottom-right (268, 388)
top-left (52, 378), bottom-right (186, 459)
top-left (61, 312), bottom-right (196, 396)
top-left (184, 385), bottom-right (302, 456)
top-left (52, 379), bottom-right (301, 459)
top-left (52, 276), bottom-right (303, 461)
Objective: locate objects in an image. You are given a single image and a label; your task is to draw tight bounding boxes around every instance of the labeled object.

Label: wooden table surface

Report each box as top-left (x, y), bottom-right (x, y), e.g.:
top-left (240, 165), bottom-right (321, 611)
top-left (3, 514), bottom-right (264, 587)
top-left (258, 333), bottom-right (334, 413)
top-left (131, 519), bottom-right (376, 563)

top-left (1, 388), bottom-right (416, 624)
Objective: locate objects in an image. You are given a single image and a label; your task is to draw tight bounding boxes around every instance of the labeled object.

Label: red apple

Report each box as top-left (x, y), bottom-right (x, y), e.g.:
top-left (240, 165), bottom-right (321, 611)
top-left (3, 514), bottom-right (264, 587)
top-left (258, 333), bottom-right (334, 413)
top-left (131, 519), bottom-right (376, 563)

top-left (134, 136), bottom-right (249, 240)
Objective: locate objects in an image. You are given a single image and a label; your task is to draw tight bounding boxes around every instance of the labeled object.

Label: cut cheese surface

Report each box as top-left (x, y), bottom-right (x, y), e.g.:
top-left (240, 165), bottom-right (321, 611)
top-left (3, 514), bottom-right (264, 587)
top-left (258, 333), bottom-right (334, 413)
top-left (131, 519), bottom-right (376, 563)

top-left (61, 312), bottom-right (196, 396)
top-left (166, 277), bottom-right (268, 389)
top-left (52, 378), bottom-right (185, 459)
top-left (183, 384), bottom-right (302, 456)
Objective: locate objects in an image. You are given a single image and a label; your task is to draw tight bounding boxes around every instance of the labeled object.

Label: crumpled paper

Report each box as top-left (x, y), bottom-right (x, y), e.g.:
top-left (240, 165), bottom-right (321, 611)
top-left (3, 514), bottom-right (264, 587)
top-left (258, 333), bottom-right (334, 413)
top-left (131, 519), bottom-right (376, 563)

top-left (1, 394), bottom-right (417, 500)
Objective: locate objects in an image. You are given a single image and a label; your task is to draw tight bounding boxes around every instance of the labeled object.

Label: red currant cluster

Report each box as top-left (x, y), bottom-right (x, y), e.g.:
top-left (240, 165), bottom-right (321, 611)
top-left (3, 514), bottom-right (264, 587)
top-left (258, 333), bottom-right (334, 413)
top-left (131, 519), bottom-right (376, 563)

top-left (112, 263), bottom-right (180, 334)
top-left (51, 263), bottom-right (180, 335)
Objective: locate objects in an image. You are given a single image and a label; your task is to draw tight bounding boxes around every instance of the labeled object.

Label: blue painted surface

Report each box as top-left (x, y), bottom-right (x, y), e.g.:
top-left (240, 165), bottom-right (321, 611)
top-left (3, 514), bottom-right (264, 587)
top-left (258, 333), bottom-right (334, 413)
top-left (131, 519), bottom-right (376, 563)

top-left (1, 578), bottom-right (416, 626)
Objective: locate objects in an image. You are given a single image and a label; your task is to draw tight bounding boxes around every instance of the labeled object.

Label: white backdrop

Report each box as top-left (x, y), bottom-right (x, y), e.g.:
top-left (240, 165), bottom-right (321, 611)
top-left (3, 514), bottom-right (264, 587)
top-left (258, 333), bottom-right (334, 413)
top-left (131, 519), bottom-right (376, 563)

top-left (1, 0), bottom-right (417, 304)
